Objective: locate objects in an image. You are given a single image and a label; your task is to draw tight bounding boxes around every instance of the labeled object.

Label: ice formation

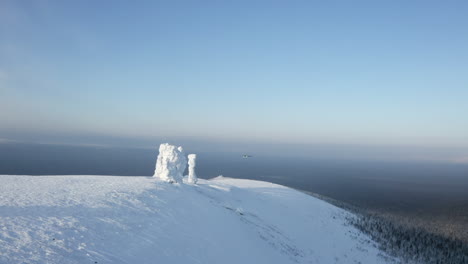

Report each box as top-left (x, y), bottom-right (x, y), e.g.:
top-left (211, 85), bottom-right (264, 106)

top-left (187, 154), bottom-right (197, 184)
top-left (154, 143), bottom-right (187, 183)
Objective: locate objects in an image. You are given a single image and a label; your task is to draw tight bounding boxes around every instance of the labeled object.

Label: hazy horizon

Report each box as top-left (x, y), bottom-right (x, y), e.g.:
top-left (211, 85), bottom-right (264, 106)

top-left (1, 0), bottom-right (468, 160)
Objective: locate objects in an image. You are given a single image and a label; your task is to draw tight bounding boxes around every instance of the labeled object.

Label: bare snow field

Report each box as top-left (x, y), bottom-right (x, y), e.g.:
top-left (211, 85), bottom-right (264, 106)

top-left (0, 175), bottom-right (397, 264)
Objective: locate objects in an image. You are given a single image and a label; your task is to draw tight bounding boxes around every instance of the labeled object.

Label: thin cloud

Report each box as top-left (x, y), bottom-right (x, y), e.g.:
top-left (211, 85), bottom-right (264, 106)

top-left (452, 157), bottom-right (468, 164)
top-left (0, 138), bottom-right (18, 143)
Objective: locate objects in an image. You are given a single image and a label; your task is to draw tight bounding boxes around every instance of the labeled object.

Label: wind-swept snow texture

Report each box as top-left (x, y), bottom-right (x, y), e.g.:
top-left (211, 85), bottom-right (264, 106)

top-left (153, 143), bottom-right (187, 183)
top-left (0, 175), bottom-right (397, 264)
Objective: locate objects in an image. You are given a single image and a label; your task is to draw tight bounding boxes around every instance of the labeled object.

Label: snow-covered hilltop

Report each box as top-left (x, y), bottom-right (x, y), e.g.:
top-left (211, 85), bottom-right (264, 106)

top-left (0, 144), bottom-right (397, 264)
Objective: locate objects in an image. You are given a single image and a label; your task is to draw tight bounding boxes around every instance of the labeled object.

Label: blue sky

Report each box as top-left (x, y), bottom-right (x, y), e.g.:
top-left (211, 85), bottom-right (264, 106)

top-left (1, 1), bottom-right (468, 158)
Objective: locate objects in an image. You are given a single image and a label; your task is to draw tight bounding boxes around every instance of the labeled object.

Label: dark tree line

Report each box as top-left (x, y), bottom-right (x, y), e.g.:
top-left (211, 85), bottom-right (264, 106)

top-left (350, 213), bottom-right (468, 264)
top-left (301, 190), bottom-right (468, 263)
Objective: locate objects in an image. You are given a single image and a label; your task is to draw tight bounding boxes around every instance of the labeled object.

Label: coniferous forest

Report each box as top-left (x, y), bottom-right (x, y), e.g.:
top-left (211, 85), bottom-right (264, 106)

top-left (350, 213), bottom-right (468, 264)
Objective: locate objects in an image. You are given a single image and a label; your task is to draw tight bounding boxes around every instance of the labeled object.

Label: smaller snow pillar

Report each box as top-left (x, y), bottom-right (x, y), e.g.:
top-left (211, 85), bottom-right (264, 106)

top-left (187, 154), bottom-right (197, 184)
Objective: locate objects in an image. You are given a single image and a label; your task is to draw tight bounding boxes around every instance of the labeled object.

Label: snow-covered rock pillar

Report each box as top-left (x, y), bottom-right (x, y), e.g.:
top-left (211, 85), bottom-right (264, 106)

top-left (154, 143), bottom-right (187, 183)
top-left (187, 154), bottom-right (197, 184)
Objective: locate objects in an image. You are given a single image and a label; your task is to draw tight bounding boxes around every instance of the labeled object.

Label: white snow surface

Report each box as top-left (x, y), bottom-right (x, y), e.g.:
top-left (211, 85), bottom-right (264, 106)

top-left (153, 143), bottom-right (187, 183)
top-left (0, 175), bottom-right (397, 264)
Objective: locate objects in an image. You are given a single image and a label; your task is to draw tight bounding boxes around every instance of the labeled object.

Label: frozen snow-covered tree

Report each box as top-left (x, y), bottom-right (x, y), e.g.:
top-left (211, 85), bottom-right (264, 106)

top-left (187, 154), bottom-right (197, 184)
top-left (154, 143), bottom-right (187, 183)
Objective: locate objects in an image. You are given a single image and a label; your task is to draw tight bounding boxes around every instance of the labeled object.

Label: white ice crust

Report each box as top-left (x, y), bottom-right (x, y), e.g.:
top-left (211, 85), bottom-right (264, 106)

top-left (187, 154), bottom-right (197, 184)
top-left (154, 143), bottom-right (187, 183)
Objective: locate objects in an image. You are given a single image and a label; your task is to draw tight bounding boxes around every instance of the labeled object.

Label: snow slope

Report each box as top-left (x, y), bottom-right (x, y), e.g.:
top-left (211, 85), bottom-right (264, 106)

top-left (0, 175), bottom-right (396, 264)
